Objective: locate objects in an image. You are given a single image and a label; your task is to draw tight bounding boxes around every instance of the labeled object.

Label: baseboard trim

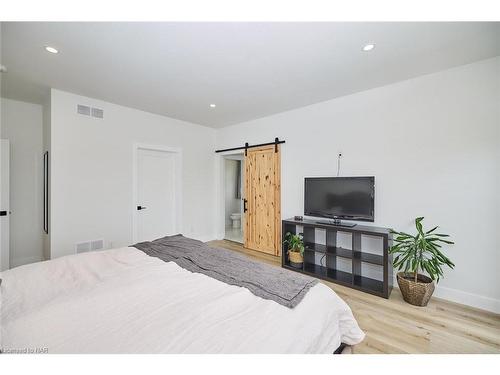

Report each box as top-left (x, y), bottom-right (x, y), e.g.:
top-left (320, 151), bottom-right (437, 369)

top-left (10, 255), bottom-right (44, 268)
top-left (432, 284), bottom-right (500, 314)
top-left (185, 234), bottom-right (218, 243)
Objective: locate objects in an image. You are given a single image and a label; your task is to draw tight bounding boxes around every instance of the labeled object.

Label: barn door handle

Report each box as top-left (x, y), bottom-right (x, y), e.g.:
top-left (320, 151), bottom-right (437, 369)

top-left (243, 199), bottom-right (248, 213)
top-left (137, 206), bottom-right (147, 211)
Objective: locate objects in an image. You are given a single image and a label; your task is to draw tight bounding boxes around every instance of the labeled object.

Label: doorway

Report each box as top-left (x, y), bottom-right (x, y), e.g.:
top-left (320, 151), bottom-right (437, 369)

top-left (133, 144), bottom-right (182, 243)
top-left (223, 154), bottom-right (244, 243)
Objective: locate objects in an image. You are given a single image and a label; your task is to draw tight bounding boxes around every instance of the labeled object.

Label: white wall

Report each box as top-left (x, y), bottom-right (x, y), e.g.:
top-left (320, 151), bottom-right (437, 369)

top-left (50, 89), bottom-right (217, 259)
top-left (0, 98), bottom-right (44, 267)
top-left (216, 57), bottom-right (500, 313)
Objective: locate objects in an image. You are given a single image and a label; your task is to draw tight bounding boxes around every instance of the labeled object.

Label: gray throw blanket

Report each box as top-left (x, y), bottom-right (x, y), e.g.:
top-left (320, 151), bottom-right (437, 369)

top-left (132, 234), bottom-right (318, 308)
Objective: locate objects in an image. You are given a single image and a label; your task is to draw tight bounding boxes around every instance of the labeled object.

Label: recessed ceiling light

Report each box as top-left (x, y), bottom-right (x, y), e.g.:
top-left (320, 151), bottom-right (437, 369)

top-left (45, 46), bottom-right (59, 54)
top-left (362, 44), bottom-right (375, 52)
top-left (210, 104), bottom-right (216, 108)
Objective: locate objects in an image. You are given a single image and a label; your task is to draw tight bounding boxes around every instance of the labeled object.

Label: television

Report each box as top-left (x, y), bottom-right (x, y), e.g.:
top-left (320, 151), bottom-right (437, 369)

top-left (304, 177), bottom-right (374, 226)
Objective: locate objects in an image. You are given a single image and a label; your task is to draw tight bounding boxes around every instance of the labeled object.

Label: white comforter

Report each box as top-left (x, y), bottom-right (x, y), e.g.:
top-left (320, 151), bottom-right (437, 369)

top-left (0, 247), bottom-right (364, 353)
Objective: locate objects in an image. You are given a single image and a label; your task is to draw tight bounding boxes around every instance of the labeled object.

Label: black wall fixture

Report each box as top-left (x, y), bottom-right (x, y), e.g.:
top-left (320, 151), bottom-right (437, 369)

top-left (43, 151), bottom-right (49, 234)
top-left (215, 137), bottom-right (285, 155)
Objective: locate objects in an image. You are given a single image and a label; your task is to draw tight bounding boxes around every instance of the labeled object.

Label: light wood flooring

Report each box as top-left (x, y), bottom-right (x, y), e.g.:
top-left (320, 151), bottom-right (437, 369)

top-left (207, 239), bottom-right (500, 354)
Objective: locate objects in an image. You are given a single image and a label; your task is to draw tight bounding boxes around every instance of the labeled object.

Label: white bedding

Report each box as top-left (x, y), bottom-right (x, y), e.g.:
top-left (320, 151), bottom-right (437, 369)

top-left (0, 247), bottom-right (364, 353)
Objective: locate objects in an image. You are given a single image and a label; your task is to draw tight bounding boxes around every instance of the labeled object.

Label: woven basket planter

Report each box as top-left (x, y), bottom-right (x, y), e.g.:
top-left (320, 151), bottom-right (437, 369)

top-left (288, 251), bottom-right (303, 269)
top-left (397, 272), bottom-right (435, 307)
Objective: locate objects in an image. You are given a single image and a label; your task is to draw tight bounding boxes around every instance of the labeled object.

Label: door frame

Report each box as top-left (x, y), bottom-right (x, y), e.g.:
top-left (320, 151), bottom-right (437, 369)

top-left (221, 153), bottom-right (245, 243)
top-left (0, 139), bottom-right (10, 271)
top-left (216, 151), bottom-right (245, 240)
top-left (132, 143), bottom-right (182, 243)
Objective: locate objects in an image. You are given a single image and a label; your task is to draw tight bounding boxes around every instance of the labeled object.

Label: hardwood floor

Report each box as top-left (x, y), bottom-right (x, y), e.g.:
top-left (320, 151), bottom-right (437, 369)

top-left (208, 240), bottom-right (500, 354)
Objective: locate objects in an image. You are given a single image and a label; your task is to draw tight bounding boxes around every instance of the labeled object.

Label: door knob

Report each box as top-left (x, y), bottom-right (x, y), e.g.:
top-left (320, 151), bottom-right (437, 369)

top-left (0, 210), bottom-right (7, 216)
top-left (137, 206), bottom-right (147, 211)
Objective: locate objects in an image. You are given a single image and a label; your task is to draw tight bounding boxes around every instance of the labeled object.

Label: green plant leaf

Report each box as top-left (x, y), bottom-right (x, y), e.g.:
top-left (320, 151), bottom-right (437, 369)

top-left (391, 217), bottom-right (454, 281)
top-left (425, 226), bottom-right (438, 234)
top-left (284, 232), bottom-right (305, 254)
top-left (415, 217), bottom-right (424, 235)
top-left (437, 239), bottom-right (455, 245)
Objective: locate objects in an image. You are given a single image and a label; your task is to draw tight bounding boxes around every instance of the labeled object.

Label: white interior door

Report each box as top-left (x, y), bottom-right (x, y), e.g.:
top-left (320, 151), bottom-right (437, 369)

top-left (135, 147), bottom-right (179, 243)
top-left (0, 139), bottom-right (10, 271)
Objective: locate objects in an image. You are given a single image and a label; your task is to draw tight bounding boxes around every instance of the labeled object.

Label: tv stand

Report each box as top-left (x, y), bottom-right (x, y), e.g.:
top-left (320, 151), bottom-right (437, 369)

top-left (315, 219), bottom-right (357, 228)
top-left (282, 218), bottom-right (393, 298)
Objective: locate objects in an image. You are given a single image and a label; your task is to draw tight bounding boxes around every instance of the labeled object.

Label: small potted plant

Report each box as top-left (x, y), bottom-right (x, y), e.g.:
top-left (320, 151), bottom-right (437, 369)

top-left (390, 217), bottom-right (455, 307)
top-left (284, 232), bottom-right (305, 269)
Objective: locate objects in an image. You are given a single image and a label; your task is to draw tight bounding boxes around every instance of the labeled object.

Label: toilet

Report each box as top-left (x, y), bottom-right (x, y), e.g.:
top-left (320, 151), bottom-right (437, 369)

top-left (230, 213), bottom-right (242, 228)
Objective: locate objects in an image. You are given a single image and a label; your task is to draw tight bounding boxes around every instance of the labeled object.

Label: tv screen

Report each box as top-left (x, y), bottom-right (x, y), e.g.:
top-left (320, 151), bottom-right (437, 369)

top-left (304, 177), bottom-right (374, 222)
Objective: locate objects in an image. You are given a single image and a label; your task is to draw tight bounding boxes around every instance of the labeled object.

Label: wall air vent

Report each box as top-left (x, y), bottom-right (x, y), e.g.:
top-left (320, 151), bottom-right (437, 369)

top-left (75, 239), bottom-right (104, 253)
top-left (77, 105), bottom-right (104, 119)
top-left (77, 104), bottom-right (91, 116)
top-left (91, 108), bottom-right (104, 119)
top-left (91, 239), bottom-right (104, 251)
top-left (75, 241), bottom-right (91, 253)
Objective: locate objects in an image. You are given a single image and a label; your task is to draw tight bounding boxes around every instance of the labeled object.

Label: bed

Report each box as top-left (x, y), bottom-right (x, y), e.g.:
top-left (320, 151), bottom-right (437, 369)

top-left (0, 236), bottom-right (364, 354)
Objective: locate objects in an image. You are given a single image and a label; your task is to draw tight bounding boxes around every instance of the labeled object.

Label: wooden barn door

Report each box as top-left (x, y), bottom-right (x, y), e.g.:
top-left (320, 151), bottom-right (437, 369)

top-left (244, 145), bottom-right (281, 256)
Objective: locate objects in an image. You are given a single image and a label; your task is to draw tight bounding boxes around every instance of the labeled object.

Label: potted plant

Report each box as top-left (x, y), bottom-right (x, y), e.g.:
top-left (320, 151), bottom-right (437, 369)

top-left (390, 217), bottom-right (455, 307)
top-left (284, 232), bottom-right (305, 269)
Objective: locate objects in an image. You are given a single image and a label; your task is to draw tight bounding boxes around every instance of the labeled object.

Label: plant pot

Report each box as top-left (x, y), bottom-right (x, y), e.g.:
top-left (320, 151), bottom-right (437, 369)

top-left (397, 272), bottom-right (435, 307)
top-left (288, 251), bottom-right (303, 269)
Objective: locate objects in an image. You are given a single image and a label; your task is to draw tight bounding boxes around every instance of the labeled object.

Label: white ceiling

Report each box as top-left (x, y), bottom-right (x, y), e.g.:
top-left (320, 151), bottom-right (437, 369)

top-left (1, 22), bottom-right (499, 128)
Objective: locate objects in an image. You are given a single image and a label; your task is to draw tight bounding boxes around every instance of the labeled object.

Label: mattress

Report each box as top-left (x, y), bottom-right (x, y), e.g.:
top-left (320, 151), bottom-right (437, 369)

top-left (0, 247), bottom-right (364, 353)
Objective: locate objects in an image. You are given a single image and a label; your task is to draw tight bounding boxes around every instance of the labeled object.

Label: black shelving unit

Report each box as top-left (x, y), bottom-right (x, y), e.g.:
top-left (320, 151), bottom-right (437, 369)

top-left (282, 218), bottom-right (393, 298)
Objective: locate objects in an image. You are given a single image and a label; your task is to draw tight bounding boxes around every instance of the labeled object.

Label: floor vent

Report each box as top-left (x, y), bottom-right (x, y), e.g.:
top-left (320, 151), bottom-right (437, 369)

top-left (76, 239), bottom-right (104, 253)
